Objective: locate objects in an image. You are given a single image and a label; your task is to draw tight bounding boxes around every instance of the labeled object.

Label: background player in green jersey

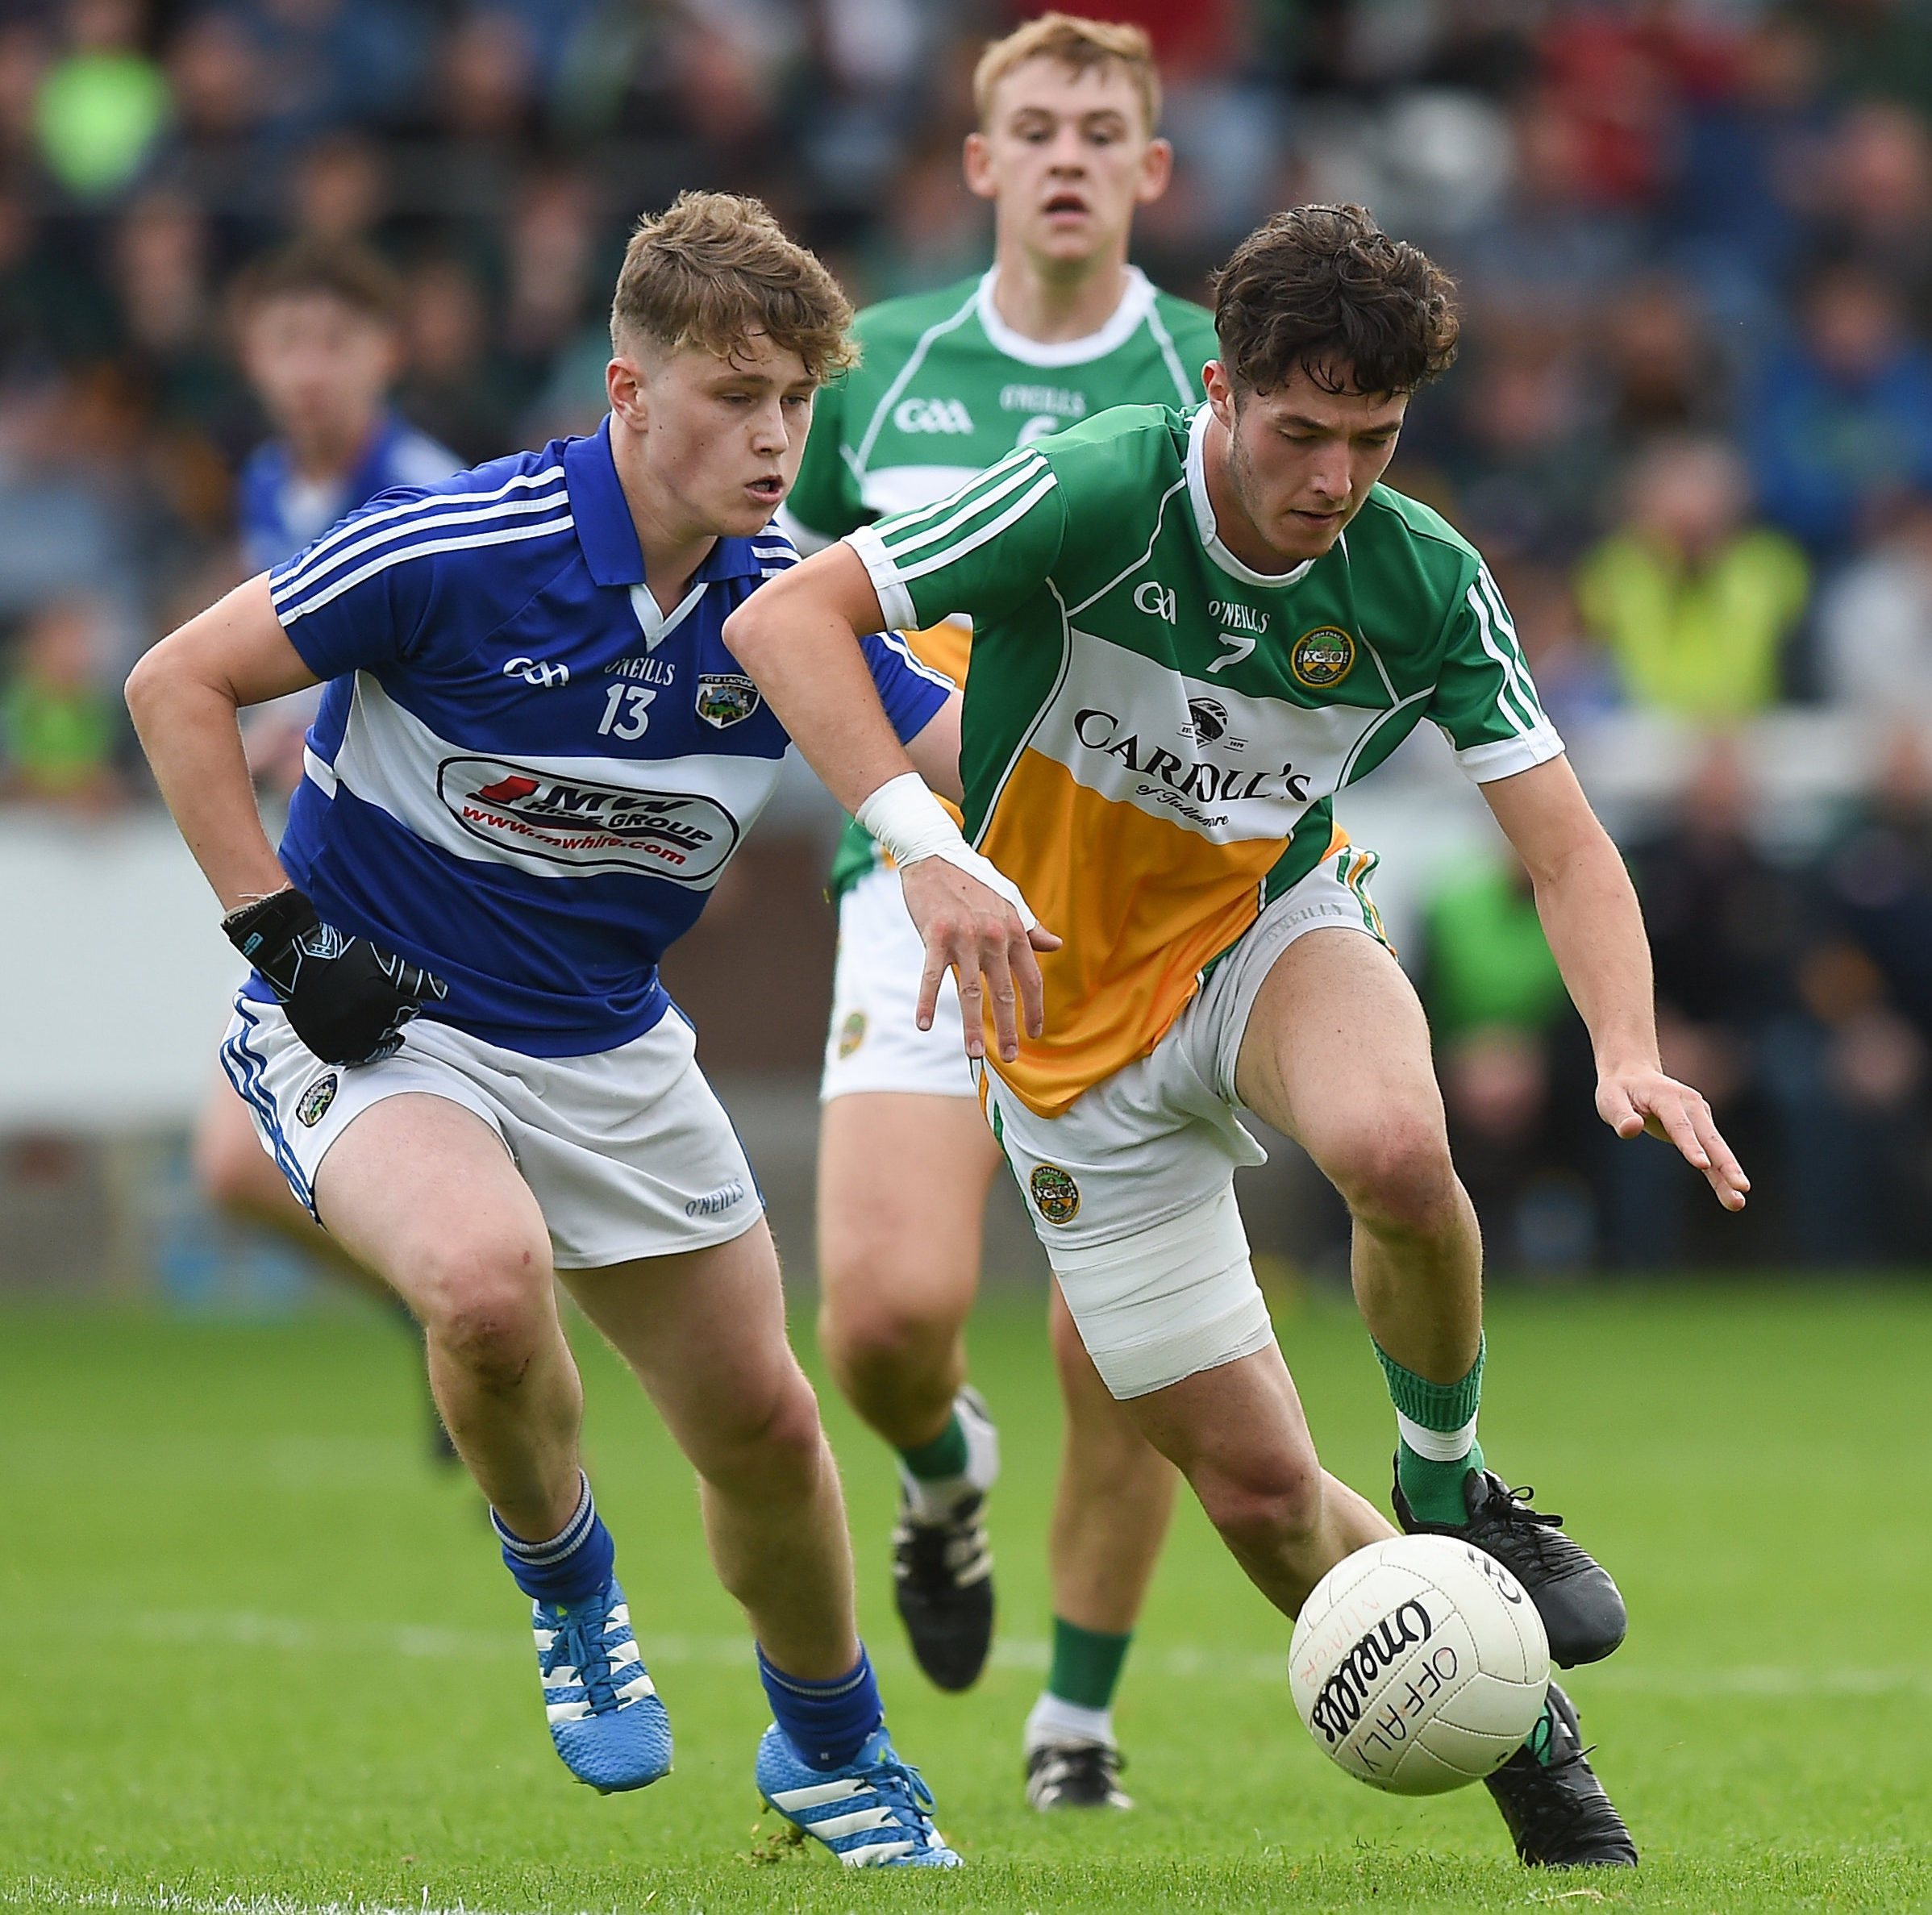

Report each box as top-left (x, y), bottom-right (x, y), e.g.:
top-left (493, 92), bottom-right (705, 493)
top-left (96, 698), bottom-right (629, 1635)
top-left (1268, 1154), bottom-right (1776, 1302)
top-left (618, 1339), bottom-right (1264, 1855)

top-left (782, 15), bottom-right (1218, 1809)
top-left (728, 205), bottom-right (1753, 1867)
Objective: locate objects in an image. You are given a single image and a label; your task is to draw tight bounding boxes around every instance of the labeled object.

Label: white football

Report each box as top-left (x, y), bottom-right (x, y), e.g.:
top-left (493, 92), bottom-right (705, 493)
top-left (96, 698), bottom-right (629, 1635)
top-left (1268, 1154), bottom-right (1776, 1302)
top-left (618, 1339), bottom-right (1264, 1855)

top-left (1289, 1533), bottom-right (1550, 1796)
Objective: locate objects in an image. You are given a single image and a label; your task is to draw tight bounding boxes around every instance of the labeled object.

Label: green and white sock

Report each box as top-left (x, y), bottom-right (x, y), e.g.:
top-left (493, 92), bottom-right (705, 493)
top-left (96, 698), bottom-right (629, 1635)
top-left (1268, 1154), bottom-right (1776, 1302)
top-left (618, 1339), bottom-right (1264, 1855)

top-left (897, 1414), bottom-right (968, 1483)
top-left (1520, 1691), bottom-right (1558, 1766)
top-left (1376, 1334), bottom-right (1485, 1526)
top-left (896, 1388), bottom-right (999, 1522)
top-left (1025, 1617), bottom-right (1133, 1751)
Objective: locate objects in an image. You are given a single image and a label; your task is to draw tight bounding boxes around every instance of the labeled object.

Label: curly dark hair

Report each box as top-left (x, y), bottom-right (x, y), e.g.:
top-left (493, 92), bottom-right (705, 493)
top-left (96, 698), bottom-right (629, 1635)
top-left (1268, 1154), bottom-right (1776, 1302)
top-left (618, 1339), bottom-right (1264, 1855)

top-left (1210, 205), bottom-right (1459, 399)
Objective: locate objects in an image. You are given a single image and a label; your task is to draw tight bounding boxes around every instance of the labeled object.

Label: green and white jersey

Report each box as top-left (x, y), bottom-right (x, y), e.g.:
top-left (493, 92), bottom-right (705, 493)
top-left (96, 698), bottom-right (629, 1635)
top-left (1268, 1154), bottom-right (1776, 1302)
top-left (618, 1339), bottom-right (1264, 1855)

top-left (783, 265), bottom-right (1220, 904)
top-left (788, 264), bottom-right (1218, 547)
top-left (845, 402), bottom-right (1563, 1116)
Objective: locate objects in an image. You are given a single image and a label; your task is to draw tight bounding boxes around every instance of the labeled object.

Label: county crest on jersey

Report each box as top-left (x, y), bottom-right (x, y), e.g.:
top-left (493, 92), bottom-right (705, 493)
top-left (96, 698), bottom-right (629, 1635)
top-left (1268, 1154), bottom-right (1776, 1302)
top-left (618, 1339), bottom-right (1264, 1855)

top-left (847, 403), bottom-right (1564, 1118)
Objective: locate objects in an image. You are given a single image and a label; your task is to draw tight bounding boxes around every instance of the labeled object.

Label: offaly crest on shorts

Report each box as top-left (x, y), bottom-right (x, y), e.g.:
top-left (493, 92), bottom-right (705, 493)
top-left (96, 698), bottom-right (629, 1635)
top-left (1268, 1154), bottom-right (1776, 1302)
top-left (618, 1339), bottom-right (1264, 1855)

top-left (695, 673), bottom-right (761, 729)
top-left (296, 1072), bottom-right (339, 1128)
top-left (1029, 1163), bottom-right (1081, 1225)
top-left (1290, 627), bottom-right (1355, 690)
top-left (837, 1010), bottom-right (867, 1059)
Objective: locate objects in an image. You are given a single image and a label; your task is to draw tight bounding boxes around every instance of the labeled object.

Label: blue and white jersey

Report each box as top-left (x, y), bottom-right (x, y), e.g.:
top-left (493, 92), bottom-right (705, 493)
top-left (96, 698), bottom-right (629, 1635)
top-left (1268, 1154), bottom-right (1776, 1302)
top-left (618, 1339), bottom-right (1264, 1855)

top-left (255, 417), bottom-right (952, 1057)
top-left (239, 411), bottom-right (462, 574)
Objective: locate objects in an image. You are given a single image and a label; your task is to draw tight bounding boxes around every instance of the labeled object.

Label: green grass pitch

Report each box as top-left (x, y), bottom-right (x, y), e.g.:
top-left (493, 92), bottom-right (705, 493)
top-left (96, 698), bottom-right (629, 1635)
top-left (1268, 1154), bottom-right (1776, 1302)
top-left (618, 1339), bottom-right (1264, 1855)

top-left (3, 1280), bottom-right (1930, 1913)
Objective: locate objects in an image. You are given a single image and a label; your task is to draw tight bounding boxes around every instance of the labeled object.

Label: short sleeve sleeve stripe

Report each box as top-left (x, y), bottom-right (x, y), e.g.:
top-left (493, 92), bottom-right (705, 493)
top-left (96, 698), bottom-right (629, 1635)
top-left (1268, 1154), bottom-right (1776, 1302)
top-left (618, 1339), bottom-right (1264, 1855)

top-left (871, 451), bottom-right (1056, 568)
top-left (1464, 564), bottom-right (1547, 738)
top-left (270, 469), bottom-right (572, 625)
top-left (847, 445), bottom-right (1064, 632)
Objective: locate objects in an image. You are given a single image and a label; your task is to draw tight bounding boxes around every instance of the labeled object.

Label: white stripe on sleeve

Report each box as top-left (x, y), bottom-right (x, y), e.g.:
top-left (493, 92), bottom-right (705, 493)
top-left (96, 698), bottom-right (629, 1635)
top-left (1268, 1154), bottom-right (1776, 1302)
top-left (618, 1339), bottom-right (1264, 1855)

top-left (272, 491), bottom-right (574, 616)
top-left (271, 465), bottom-right (564, 597)
top-left (893, 470), bottom-right (1060, 584)
top-left (277, 512), bottom-right (575, 624)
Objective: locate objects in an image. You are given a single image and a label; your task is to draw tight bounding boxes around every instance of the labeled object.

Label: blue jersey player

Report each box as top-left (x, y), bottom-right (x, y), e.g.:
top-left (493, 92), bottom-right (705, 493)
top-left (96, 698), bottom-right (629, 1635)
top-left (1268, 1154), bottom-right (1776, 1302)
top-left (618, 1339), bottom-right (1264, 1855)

top-left (128, 194), bottom-right (966, 1866)
top-left (233, 237), bottom-right (460, 578)
top-left (228, 238), bottom-right (460, 793)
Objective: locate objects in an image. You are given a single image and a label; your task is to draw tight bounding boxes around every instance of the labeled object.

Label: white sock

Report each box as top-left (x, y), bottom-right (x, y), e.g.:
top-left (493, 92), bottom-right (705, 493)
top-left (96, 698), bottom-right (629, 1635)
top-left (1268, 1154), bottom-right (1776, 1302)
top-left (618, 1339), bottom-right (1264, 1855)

top-left (897, 1388), bottom-right (1001, 1522)
top-left (1025, 1691), bottom-right (1115, 1752)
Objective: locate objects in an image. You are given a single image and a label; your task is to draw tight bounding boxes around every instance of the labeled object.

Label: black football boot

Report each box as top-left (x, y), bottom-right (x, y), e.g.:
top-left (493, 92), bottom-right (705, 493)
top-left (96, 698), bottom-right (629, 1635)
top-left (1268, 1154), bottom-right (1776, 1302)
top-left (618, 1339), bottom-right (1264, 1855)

top-left (1484, 1681), bottom-right (1638, 1867)
top-left (892, 1489), bottom-right (993, 1691)
top-left (1025, 1741), bottom-right (1133, 1811)
top-left (1393, 1460), bottom-right (1627, 1667)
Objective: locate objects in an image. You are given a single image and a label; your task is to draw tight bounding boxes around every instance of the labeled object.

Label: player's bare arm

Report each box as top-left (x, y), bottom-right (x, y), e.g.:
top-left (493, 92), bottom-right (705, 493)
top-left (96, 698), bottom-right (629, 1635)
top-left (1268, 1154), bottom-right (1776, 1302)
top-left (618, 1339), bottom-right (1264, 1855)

top-left (903, 690), bottom-right (964, 805)
top-left (125, 573), bottom-right (315, 910)
top-left (1482, 754), bottom-right (1750, 1210)
top-left (723, 544), bottom-right (1059, 1064)
top-left (127, 573), bottom-right (446, 1068)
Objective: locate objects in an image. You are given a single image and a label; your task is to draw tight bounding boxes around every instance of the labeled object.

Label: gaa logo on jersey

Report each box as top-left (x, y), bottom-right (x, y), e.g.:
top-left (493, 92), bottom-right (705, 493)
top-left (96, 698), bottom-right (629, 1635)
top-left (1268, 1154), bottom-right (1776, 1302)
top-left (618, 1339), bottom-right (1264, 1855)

top-left (1029, 1163), bottom-right (1081, 1225)
top-left (893, 396), bottom-right (974, 435)
top-left (1290, 627), bottom-right (1356, 689)
top-left (296, 1072), bottom-right (338, 1128)
top-left (695, 673), bottom-right (761, 729)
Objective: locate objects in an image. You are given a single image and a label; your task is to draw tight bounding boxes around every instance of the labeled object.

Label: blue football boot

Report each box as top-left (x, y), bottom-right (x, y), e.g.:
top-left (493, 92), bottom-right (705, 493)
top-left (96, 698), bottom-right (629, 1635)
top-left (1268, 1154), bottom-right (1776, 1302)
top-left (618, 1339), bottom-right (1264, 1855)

top-left (756, 1724), bottom-right (961, 1867)
top-left (531, 1576), bottom-right (672, 1792)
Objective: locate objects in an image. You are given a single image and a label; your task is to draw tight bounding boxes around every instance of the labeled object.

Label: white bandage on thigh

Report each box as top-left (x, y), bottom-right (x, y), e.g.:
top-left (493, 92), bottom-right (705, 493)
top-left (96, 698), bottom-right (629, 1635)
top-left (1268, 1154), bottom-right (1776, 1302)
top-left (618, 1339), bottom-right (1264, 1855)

top-left (1046, 1185), bottom-right (1274, 1400)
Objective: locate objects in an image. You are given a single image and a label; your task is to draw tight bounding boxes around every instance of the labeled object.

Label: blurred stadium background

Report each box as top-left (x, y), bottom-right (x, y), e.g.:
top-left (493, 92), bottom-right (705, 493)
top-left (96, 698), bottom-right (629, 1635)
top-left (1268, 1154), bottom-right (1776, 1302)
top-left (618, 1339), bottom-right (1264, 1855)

top-left (6, 0), bottom-right (1932, 1307)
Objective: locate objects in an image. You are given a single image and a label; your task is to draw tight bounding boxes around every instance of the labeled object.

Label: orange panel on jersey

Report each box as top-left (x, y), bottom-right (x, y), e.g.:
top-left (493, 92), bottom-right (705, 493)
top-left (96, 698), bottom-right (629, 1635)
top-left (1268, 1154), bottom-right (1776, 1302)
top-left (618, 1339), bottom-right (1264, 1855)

top-left (976, 749), bottom-right (1347, 1117)
top-left (903, 617), bottom-right (972, 685)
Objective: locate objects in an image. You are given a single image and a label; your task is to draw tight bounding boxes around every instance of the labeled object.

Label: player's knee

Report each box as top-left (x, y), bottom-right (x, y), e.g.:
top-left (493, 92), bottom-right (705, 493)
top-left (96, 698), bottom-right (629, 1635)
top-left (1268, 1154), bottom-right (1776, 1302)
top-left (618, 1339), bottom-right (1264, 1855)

top-left (414, 1242), bottom-right (552, 1387)
top-left (1326, 1116), bottom-right (1460, 1239)
top-left (1193, 1444), bottom-right (1324, 1555)
top-left (821, 1287), bottom-right (951, 1384)
top-left (755, 1371), bottom-right (827, 1480)
top-left (702, 1363), bottom-right (827, 1495)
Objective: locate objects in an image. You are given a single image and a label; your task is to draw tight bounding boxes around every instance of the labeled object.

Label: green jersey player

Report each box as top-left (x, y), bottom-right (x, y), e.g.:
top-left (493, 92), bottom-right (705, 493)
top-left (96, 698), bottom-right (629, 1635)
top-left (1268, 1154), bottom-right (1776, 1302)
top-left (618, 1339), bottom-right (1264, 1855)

top-left (730, 204), bottom-right (1752, 1867)
top-left (786, 13), bottom-right (1218, 1810)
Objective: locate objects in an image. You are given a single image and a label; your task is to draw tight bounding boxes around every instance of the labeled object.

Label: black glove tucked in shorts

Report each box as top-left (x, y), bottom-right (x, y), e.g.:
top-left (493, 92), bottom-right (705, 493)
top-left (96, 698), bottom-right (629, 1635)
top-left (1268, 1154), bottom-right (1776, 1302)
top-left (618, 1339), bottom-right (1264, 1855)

top-left (223, 888), bottom-right (448, 1067)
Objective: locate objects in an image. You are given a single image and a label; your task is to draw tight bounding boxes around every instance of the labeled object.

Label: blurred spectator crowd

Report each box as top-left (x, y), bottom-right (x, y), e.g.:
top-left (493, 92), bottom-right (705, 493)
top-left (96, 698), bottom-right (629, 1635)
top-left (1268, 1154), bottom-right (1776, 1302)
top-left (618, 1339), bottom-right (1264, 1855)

top-left (1418, 729), bottom-right (1932, 1272)
top-left (3, 0), bottom-right (1932, 1266)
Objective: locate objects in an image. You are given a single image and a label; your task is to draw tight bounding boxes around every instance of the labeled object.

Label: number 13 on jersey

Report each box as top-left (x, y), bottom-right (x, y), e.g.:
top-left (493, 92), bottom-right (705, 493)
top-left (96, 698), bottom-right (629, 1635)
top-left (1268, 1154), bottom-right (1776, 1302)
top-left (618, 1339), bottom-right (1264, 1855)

top-left (598, 684), bottom-right (656, 739)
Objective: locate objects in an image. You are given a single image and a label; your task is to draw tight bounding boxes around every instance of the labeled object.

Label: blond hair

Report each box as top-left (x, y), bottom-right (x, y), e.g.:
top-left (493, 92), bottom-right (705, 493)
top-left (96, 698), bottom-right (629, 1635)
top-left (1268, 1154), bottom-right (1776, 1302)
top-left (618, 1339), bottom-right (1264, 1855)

top-left (972, 13), bottom-right (1161, 135)
top-left (610, 191), bottom-right (856, 384)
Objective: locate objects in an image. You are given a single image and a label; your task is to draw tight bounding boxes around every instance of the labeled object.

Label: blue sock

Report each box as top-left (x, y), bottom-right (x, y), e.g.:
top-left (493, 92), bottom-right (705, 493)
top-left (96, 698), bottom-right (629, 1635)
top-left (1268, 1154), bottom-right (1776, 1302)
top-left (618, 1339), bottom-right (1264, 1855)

top-left (491, 1471), bottom-right (615, 1609)
top-left (757, 1643), bottom-right (884, 1771)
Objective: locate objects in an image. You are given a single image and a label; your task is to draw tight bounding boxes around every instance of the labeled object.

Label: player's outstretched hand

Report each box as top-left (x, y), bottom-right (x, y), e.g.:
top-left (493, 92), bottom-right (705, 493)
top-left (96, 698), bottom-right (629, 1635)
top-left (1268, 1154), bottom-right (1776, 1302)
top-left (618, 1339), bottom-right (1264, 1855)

top-left (223, 888), bottom-right (448, 1068)
top-left (901, 858), bottom-right (1060, 1065)
top-left (1597, 1068), bottom-right (1750, 1211)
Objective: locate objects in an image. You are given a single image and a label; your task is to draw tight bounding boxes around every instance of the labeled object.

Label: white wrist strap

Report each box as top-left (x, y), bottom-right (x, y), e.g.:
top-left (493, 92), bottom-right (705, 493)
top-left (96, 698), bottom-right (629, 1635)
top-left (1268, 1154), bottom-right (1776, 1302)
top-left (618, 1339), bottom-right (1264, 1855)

top-left (855, 772), bottom-right (1038, 932)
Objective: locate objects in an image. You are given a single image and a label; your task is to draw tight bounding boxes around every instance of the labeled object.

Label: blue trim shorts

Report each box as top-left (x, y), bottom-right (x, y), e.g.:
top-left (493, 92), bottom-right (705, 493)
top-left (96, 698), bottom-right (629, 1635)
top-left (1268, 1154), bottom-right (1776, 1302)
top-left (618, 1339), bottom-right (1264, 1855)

top-left (220, 996), bottom-right (763, 1269)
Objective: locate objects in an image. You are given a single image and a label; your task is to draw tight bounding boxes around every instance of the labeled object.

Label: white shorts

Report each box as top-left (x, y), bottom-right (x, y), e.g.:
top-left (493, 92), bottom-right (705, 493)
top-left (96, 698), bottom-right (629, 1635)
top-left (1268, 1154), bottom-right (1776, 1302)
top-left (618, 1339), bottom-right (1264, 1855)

top-left (220, 996), bottom-right (764, 1269)
top-left (820, 860), bottom-right (976, 1101)
top-left (978, 846), bottom-right (1389, 1397)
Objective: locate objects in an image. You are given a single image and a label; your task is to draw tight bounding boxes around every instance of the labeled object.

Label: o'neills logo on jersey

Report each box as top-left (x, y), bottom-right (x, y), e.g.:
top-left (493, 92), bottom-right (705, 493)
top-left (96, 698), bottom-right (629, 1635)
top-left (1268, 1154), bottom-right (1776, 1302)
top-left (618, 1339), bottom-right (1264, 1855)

top-left (1072, 707), bottom-right (1313, 814)
top-left (1291, 627), bottom-right (1356, 689)
top-left (438, 756), bottom-right (739, 880)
